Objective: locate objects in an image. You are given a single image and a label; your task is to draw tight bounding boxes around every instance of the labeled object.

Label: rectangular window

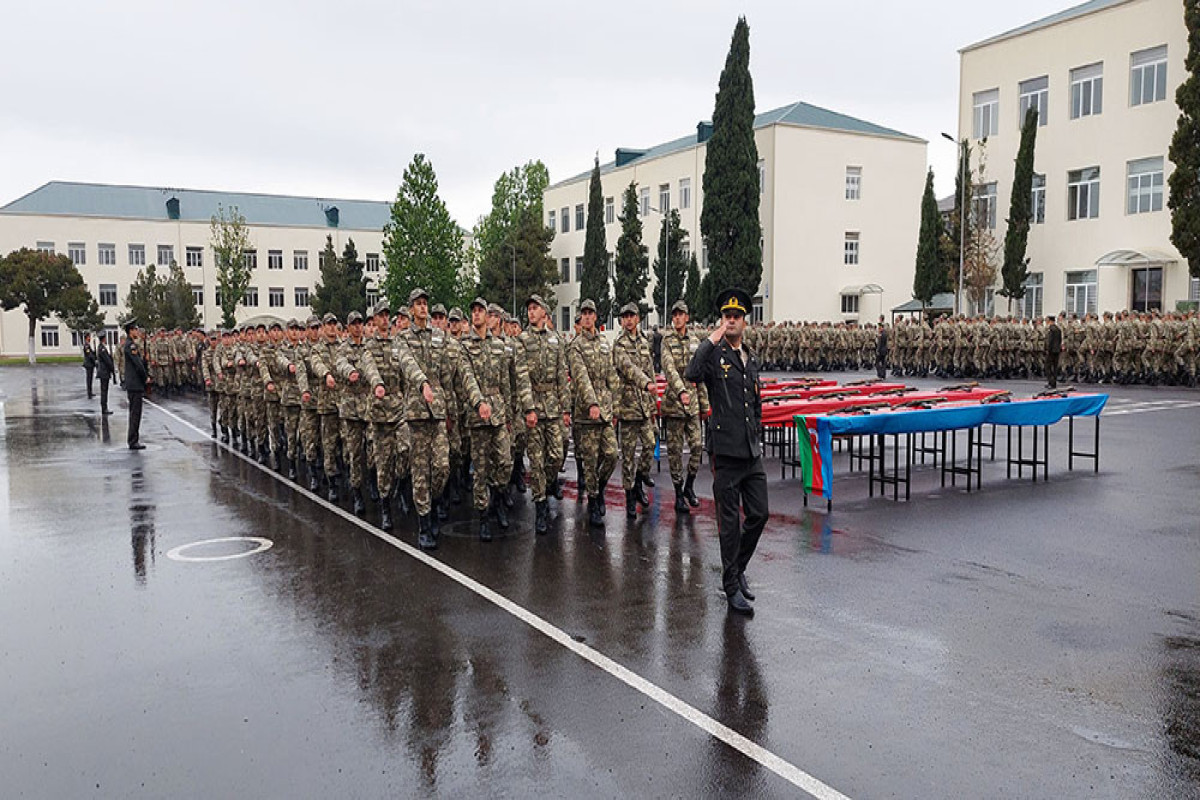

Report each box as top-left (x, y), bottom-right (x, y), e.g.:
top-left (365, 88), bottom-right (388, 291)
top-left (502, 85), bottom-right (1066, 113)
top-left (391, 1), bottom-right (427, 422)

top-left (840, 294), bottom-right (860, 314)
top-left (186, 246), bottom-right (203, 268)
top-left (1131, 45), bottom-right (1168, 106)
top-left (268, 249), bottom-right (283, 270)
top-left (1018, 75), bottom-right (1049, 126)
top-left (1032, 174), bottom-right (1046, 224)
top-left (975, 182), bottom-right (998, 229)
top-left (1018, 273), bottom-right (1043, 320)
top-left (548, 209), bottom-right (556, 232)
top-left (575, 256), bottom-right (584, 282)
top-left (243, 286), bottom-right (259, 307)
top-left (293, 250), bottom-right (308, 270)
top-left (191, 285), bottom-right (204, 307)
top-left (99, 283), bottom-right (118, 306)
top-left (659, 183), bottom-right (670, 214)
top-left (214, 287), bottom-right (223, 307)
top-left (844, 232), bottom-right (860, 265)
top-left (269, 287), bottom-right (285, 308)
top-left (294, 286), bottom-right (310, 307)
top-left (758, 160), bottom-right (766, 194)
top-left (575, 203), bottom-right (585, 231)
top-left (752, 298), bottom-right (763, 324)
top-left (561, 207), bottom-right (569, 233)
top-left (1191, 276), bottom-right (1200, 303)
top-left (1064, 270), bottom-right (1097, 315)
top-left (1068, 167), bottom-right (1101, 220)
top-left (560, 257), bottom-right (571, 283)
top-left (640, 186), bottom-right (650, 217)
top-left (605, 196), bottom-right (615, 224)
top-left (98, 243), bottom-right (116, 266)
top-left (102, 326), bottom-right (118, 347)
top-left (1127, 157), bottom-right (1165, 214)
top-left (561, 306), bottom-right (571, 333)
top-left (366, 288), bottom-right (378, 307)
top-left (71, 330), bottom-right (84, 348)
top-left (36, 241), bottom-right (55, 254)
top-left (365, 253), bottom-right (380, 273)
top-left (243, 250), bottom-right (257, 269)
top-left (845, 166), bottom-right (862, 200)
top-left (972, 88), bottom-right (999, 138)
top-left (157, 245), bottom-right (173, 266)
top-left (129, 244), bottom-right (145, 266)
top-left (1070, 63), bottom-right (1103, 119)
top-left (1131, 267), bottom-right (1163, 313)
top-left (68, 242), bottom-right (86, 265)
top-left (679, 178), bottom-right (691, 210)
top-left (41, 325), bottom-right (60, 348)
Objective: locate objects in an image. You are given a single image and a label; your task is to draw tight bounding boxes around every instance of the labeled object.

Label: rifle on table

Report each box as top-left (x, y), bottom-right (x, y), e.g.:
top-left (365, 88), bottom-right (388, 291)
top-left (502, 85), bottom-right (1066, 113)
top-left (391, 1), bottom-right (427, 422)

top-left (1032, 387), bottom-right (1075, 399)
top-left (833, 401), bottom-right (891, 416)
top-left (938, 381), bottom-right (979, 392)
top-left (842, 378), bottom-right (880, 387)
top-left (979, 391), bottom-right (1012, 404)
top-left (894, 397), bottom-right (949, 410)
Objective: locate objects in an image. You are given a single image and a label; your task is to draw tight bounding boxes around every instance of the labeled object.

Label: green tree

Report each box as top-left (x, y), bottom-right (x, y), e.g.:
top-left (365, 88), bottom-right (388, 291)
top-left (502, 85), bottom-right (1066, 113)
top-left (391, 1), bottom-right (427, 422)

top-left (651, 209), bottom-right (690, 321)
top-left (210, 204), bottom-right (253, 329)
top-left (340, 238), bottom-right (368, 313)
top-left (613, 183), bottom-right (649, 315)
top-left (382, 153), bottom-right (465, 310)
top-left (701, 16), bottom-right (762, 299)
top-left (479, 209), bottom-right (558, 320)
top-left (58, 285), bottom-right (106, 339)
top-left (124, 263), bottom-right (166, 331)
top-left (0, 248), bottom-right (90, 363)
top-left (913, 168), bottom-right (949, 309)
top-left (1000, 107), bottom-right (1039, 310)
top-left (684, 256), bottom-right (703, 316)
top-left (473, 161), bottom-right (552, 315)
top-left (964, 142), bottom-right (1000, 314)
top-left (943, 138), bottom-right (976, 311)
top-left (312, 235), bottom-right (349, 320)
top-left (162, 261), bottom-right (201, 330)
top-left (580, 157), bottom-right (612, 322)
top-left (1170, 0), bottom-right (1200, 278)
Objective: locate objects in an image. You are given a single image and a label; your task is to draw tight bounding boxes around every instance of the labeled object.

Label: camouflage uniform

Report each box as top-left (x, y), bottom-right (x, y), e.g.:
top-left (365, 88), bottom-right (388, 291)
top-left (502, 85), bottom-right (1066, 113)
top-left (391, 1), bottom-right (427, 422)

top-left (308, 325), bottom-right (343, 485)
top-left (568, 323), bottom-right (619, 511)
top-left (275, 326), bottom-right (309, 470)
top-left (612, 318), bottom-right (657, 495)
top-left (518, 313), bottom-right (571, 504)
top-left (364, 325), bottom-right (406, 501)
top-left (334, 324), bottom-right (383, 494)
top-left (660, 322), bottom-right (709, 489)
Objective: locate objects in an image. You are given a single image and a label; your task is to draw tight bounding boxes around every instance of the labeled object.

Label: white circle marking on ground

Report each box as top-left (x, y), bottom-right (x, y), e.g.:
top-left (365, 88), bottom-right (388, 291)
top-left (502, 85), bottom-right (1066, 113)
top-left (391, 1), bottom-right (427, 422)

top-left (166, 536), bottom-right (274, 563)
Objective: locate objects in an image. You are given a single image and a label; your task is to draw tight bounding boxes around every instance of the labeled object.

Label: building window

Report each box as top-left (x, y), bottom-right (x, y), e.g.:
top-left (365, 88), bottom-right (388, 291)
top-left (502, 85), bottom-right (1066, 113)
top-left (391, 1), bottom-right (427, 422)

top-left (975, 182), bottom-right (998, 229)
top-left (186, 246), bottom-right (203, 268)
top-left (214, 287), bottom-right (223, 307)
top-left (560, 257), bottom-right (571, 283)
top-left (845, 167), bottom-right (862, 200)
top-left (679, 179), bottom-right (691, 210)
top-left (561, 306), bottom-right (571, 333)
top-left (752, 298), bottom-right (763, 324)
top-left (758, 160), bottom-right (766, 194)
top-left (844, 232), bottom-right (860, 265)
top-left (1070, 63), bottom-right (1103, 119)
top-left (575, 203), bottom-right (585, 231)
top-left (1127, 157), bottom-right (1164, 214)
top-left (1190, 276), bottom-right (1200, 302)
top-left (840, 294), bottom-right (860, 314)
top-left (129, 244), bottom-right (145, 266)
top-left (659, 183), bottom-right (670, 214)
top-left (294, 286), bottom-right (310, 307)
top-left (191, 285), bottom-right (203, 306)
top-left (972, 88), bottom-right (999, 138)
top-left (293, 250), bottom-right (308, 270)
top-left (548, 209), bottom-right (556, 232)
top-left (71, 330), bottom-right (84, 348)
top-left (1031, 174), bottom-right (1046, 224)
top-left (268, 250), bottom-right (283, 270)
top-left (157, 245), bottom-right (173, 266)
top-left (1064, 270), bottom-right (1097, 315)
top-left (36, 241), bottom-right (55, 254)
top-left (99, 284), bottom-right (118, 306)
top-left (243, 250), bottom-right (257, 269)
top-left (561, 207), bottom-right (569, 233)
top-left (269, 287), bottom-right (285, 308)
top-left (640, 186), bottom-right (650, 217)
top-left (605, 196), bottom-right (615, 224)
top-left (1131, 267), bottom-right (1163, 313)
top-left (243, 286), bottom-right (259, 307)
top-left (1131, 45), bottom-right (1168, 106)
top-left (98, 243), bottom-right (116, 266)
top-left (365, 253), bottom-right (380, 273)
top-left (68, 242), bottom-right (86, 265)
top-left (41, 325), bottom-right (60, 348)
top-left (366, 288), bottom-right (378, 307)
top-left (1067, 167), bottom-right (1101, 220)
top-left (1018, 76), bottom-right (1049, 126)
top-left (575, 256), bottom-right (584, 283)
top-left (102, 326), bottom-right (118, 347)
top-left (1018, 273), bottom-right (1043, 319)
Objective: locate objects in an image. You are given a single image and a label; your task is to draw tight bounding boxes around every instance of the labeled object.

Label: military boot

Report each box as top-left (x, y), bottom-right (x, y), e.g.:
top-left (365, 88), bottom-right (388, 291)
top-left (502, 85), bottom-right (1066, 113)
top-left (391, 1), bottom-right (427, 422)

top-left (379, 498), bottom-right (394, 532)
top-left (635, 476), bottom-right (650, 508)
top-left (397, 477), bottom-right (413, 516)
top-left (478, 514), bottom-right (493, 542)
top-left (367, 468), bottom-right (380, 502)
top-left (535, 499), bottom-right (549, 535)
top-left (447, 471), bottom-right (462, 505)
top-left (551, 477), bottom-right (564, 500)
top-left (674, 483), bottom-right (690, 514)
top-left (327, 480), bottom-right (339, 503)
top-left (575, 458), bottom-right (585, 502)
top-left (287, 458), bottom-right (297, 481)
top-left (308, 469), bottom-right (321, 493)
top-left (588, 496), bottom-right (605, 528)
top-left (220, 427), bottom-right (230, 444)
top-left (417, 515), bottom-right (437, 550)
top-left (640, 471), bottom-right (655, 488)
top-left (625, 489), bottom-right (638, 519)
top-left (511, 459), bottom-right (526, 494)
top-left (683, 475), bottom-right (700, 507)
top-left (436, 493), bottom-right (448, 521)
top-left (351, 487), bottom-right (366, 517)
top-left (491, 487), bottom-right (510, 530)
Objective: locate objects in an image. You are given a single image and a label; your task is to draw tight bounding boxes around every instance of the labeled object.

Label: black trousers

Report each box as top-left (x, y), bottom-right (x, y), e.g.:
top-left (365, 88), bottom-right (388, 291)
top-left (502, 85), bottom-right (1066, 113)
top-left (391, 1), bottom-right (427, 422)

top-left (127, 390), bottom-right (144, 447)
top-left (1045, 352), bottom-right (1060, 388)
top-left (711, 454), bottom-right (769, 597)
top-left (875, 357), bottom-right (887, 380)
top-left (99, 377), bottom-right (110, 412)
top-left (85, 366), bottom-right (95, 398)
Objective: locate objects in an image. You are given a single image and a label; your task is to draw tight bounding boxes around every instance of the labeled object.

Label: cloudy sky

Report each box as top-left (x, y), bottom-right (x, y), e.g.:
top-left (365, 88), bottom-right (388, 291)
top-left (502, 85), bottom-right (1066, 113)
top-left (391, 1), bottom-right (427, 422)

top-left (1, 0), bottom-right (1076, 225)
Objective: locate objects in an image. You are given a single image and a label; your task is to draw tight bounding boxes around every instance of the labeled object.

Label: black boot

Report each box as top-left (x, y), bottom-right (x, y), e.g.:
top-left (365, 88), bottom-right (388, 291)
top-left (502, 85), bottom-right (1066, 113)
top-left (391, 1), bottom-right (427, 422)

top-left (640, 471), bottom-right (655, 488)
top-left (352, 487), bottom-right (366, 517)
top-left (625, 489), bottom-right (638, 519)
top-left (674, 483), bottom-right (690, 514)
top-left (588, 496), bottom-right (605, 528)
top-left (417, 515), bottom-right (437, 550)
top-left (535, 499), bottom-right (549, 535)
top-left (367, 468), bottom-right (380, 502)
top-left (478, 515), bottom-right (493, 542)
top-left (221, 428), bottom-right (230, 444)
top-left (447, 471), bottom-right (462, 505)
top-left (492, 487), bottom-right (510, 530)
top-left (635, 475), bottom-right (650, 508)
top-left (327, 479), bottom-right (339, 503)
top-left (551, 477), bottom-right (564, 500)
top-left (683, 475), bottom-right (700, 507)
top-left (274, 448), bottom-right (284, 472)
top-left (287, 458), bottom-right (297, 481)
top-left (436, 494), bottom-right (448, 521)
top-left (397, 477), bottom-right (412, 516)
top-left (211, 423), bottom-right (218, 439)
top-left (380, 498), bottom-right (393, 532)
top-left (511, 459), bottom-right (527, 493)
top-left (575, 459), bottom-right (585, 502)
top-left (308, 469), bottom-right (320, 493)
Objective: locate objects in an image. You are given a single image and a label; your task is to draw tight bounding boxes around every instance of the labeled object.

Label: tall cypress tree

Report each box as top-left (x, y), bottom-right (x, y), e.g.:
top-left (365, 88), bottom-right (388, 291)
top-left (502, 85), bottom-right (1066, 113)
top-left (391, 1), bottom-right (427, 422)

top-left (913, 169), bottom-right (948, 309)
top-left (701, 16), bottom-right (762, 298)
top-left (651, 209), bottom-right (690, 320)
top-left (580, 157), bottom-right (612, 322)
top-left (943, 138), bottom-right (975, 309)
top-left (1170, 0), bottom-right (1200, 279)
top-left (613, 182), bottom-right (649, 315)
top-left (684, 256), bottom-right (703, 316)
top-left (1000, 107), bottom-right (1039, 309)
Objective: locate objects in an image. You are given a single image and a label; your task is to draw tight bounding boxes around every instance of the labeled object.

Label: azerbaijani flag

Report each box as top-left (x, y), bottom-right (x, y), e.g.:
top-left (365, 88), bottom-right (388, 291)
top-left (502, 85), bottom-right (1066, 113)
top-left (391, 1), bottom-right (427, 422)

top-left (795, 415), bottom-right (828, 497)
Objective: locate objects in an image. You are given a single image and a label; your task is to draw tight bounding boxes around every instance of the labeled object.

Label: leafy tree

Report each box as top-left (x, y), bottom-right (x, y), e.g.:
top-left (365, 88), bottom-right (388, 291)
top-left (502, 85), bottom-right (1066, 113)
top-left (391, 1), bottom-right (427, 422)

top-left (382, 153), bottom-right (465, 309)
top-left (913, 168), bottom-right (949, 309)
top-left (943, 138), bottom-right (976, 311)
top-left (613, 183), bottom-right (649, 315)
top-left (651, 209), bottom-right (690, 321)
top-left (700, 16), bottom-right (762, 299)
top-left (58, 285), bottom-right (106, 339)
top-left (124, 263), bottom-right (166, 331)
top-left (684, 256), bottom-right (703, 316)
top-left (312, 236), bottom-right (348, 320)
top-left (1170, 0), bottom-right (1200, 278)
top-left (477, 209), bottom-right (558, 320)
top-left (162, 261), bottom-right (201, 330)
top-left (210, 204), bottom-right (253, 329)
top-left (1000, 107), bottom-right (1039, 310)
top-left (964, 142), bottom-right (1000, 313)
top-left (0, 248), bottom-right (90, 363)
top-left (580, 157), bottom-right (612, 322)
top-left (473, 160), bottom-right (552, 315)
top-left (341, 238), bottom-right (368, 313)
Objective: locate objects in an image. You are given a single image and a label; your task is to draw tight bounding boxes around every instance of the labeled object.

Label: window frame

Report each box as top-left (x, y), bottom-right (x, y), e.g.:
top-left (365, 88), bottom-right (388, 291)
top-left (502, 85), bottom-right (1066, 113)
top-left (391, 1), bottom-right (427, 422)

top-left (68, 242), bottom-right (86, 266)
top-left (98, 243), bottom-right (117, 266)
top-left (1018, 272), bottom-right (1044, 320)
top-left (845, 166), bottom-right (862, 200)
top-left (294, 286), bottom-right (310, 307)
top-left (1069, 63), bottom-right (1104, 119)
top-left (185, 246), bottom-right (203, 268)
top-left (840, 294), bottom-right (860, 315)
top-left (844, 232), bottom-right (860, 266)
top-left (605, 196), bottom-right (615, 224)
top-left (267, 249), bottom-right (284, 270)
top-left (575, 203), bottom-right (585, 231)
top-left (1064, 269), bottom-right (1098, 315)
top-left (268, 287), bottom-right (285, 308)
top-left (41, 325), bottom-right (60, 348)
top-left (548, 209), bottom-right (556, 232)
top-left (1018, 76), bottom-right (1049, 127)
top-left (1032, 174), bottom-right (1046, 224)
top-left (191, 285), bottom-right (204, 307)
top-left (129, 244), bottom-right (146, 266)
top-left (157, 244), bottom-right (174, 266)
top-left (1067, 167), bottom-right (1101, 221)
top-left (658, 183), bottom-right (670, 214)
top-left (99, 283), bottom-right (118, 306)
top-left (243, 286), bottom-right (259, 307)
top-left (1126, 157), bottom-right (1165, 215)
top-left (1130, 45), bottom-right (1168, 107)
top-left (561, 207), bottom-right (569, 233)
top-left (243, 250), bottom-right (258, 270)
top-left (679, 179), bottom-right (691, 210)
top-left (972, 88), bottom-right (1000, 138)
top-left (365, 253), bottom-right (380, 273)
top-left (560, 257), bottom-right (571, 283)
top-left (293, 250), bottom-right (308, 271)
top-left (640, 186), bottom-right (650, 217)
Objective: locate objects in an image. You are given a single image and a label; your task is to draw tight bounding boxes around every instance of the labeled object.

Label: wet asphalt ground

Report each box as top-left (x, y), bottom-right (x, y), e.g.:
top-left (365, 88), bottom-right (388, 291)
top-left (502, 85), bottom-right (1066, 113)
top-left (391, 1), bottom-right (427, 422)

top-left (0, 365), bottom-right (1197, 799)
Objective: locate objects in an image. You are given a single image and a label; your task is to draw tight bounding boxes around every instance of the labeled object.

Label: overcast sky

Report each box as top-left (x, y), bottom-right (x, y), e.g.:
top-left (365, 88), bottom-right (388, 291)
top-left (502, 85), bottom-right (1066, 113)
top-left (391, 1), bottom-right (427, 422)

top-left (0, 0), bottom-right (1076, 226)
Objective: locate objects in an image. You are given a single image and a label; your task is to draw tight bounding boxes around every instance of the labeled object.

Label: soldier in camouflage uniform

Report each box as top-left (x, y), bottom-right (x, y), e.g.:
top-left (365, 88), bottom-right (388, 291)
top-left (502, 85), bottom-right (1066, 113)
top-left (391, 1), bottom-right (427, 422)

top-left (569, 299), bottom-right (619, 528)
top-left (365, 300), bottom-right (406, 531)
top-left (334, 310), bottom-right (384, 516)
top-left (200, 330), bottom-right (220, 437)
top-left (612, 302), bottom-right (657, 520)
top-left (660, 299), bottom-right (709, 514)
top-left (298, 316), bottom-right (323, 490)
top-left (308, 313), bottom-right (344, 500)
top-left (429, 303), bottom-right (463, 509)
top-left (504, 313), bottom-right (530, 499)
top-left (447, 307), bottom-right (470, 502)
top-left (258, 322), bottom-right (288, 470)
top-left (519, 294), bottom-right (571, 534)
top-left (275, 320), bottom-right (310, 481)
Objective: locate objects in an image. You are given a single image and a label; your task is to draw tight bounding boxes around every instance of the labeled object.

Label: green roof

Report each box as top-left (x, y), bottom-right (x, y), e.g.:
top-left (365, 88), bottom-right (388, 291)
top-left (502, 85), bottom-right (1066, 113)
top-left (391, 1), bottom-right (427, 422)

top-left (550, 100), bottom-right (923, 189)
top-left (961, 0), bottom-right (1134, 52)
top-left (0, 181), bottom-right (393, 230)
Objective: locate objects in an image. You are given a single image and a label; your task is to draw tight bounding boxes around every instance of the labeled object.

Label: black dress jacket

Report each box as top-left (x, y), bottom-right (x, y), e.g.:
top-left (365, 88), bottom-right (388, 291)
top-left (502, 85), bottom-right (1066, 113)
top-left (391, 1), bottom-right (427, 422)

top-left (685, 337), bottom-right (762, 460)
top-left (123, 339), bottom-right (148, 392)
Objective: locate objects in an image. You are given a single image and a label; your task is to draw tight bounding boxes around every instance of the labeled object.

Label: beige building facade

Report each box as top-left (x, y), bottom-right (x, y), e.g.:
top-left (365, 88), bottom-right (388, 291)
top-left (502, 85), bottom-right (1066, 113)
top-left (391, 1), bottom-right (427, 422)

top-left (0, 182), bottom-right (391, 357)
top-left (958, 0), bottom-right (1194, 318)
top-left (544, 101), bottom-right (928, 329)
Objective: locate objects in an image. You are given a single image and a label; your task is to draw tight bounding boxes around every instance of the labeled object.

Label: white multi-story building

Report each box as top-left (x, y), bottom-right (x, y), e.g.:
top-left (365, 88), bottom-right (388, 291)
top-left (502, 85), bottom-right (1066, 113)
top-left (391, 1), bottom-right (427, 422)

top-left (0, 182), bottom-right (392, 357)
top-left (957, 0), bottom-right (1192, 318)
top-left (544, 100), bottom-right (928, 329)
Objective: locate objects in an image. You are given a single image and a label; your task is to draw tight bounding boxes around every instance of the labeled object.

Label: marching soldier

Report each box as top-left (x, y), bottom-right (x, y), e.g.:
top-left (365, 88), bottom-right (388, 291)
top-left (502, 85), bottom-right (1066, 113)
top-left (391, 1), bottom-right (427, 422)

top-left (568, 299), bottom-right (618, 528)
top-left (259, 322), bottom-right (288, 470)
top-left (519, 294), bottom-right (571, 534)
top-left (613, 302), bottom-right (657, 520)
top-left (334, 311), bottom-right (385, 516)
top-left (276, 320), bottom-right (310, 481)
top-left (365, 300), bottom-right (407, 531)
top-left (659, 299), bottom-right (708, 514)
top-left (309, 313), bottom-right (344, 500)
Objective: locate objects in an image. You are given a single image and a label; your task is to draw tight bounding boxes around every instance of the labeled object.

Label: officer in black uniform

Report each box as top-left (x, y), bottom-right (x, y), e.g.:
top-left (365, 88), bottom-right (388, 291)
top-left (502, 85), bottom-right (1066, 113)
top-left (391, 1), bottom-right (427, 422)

top-left (82, 333), bottom-right (97, 399)
top-left (97, 337), bottom-right (116, 415)
top-left (123, 319), bottom-right (148, 450)
top-left (685, 288), bottom-right (766, 617)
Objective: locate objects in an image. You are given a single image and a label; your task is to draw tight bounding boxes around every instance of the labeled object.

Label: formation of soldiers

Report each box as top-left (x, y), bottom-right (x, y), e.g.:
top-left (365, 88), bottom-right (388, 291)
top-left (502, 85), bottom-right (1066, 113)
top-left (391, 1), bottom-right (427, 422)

top-left (112, 328), bottom-right (211, 397)
top-left (719, 310), bottom-right (1200, 386)
top-left (181, 290), bottom-right (711, 552)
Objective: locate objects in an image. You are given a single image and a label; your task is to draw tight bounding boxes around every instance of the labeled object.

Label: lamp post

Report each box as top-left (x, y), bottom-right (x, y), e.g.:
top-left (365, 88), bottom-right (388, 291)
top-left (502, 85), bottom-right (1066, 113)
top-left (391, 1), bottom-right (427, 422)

top-left (648, 205), bottom-right (668, 325)
top-left (941, 132), bottom-right (966, 316)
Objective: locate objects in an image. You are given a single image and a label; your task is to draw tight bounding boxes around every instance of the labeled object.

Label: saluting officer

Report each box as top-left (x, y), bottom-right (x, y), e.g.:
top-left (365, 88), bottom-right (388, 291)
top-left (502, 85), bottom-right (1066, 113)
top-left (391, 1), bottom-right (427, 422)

top-left (685, 288), bottom-right (766, 617)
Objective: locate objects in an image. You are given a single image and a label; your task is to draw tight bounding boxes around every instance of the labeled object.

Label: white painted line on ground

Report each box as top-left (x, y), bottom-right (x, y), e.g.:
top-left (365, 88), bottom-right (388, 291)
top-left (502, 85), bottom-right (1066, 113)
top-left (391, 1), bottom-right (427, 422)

top-left (146, 400), bottom-right (851, 800)
top-left (1105, 401), bottom-right (1200, 416)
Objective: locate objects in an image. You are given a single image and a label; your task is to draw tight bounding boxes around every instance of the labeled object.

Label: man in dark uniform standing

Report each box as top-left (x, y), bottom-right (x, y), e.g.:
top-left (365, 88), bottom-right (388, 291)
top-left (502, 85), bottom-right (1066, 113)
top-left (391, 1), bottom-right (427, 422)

top-left (82, 333), bottom-right (97, 399)
top-left (875, 315), bottom-right (889, 380)
top-left (97, 336), bottom-right (116, 415)
top-left (123, 319), bottom-right (148, 450)
top-left (1045, 316), bottom-right (1063, 389)
top-left (685, 288), bottom-right (766, 617)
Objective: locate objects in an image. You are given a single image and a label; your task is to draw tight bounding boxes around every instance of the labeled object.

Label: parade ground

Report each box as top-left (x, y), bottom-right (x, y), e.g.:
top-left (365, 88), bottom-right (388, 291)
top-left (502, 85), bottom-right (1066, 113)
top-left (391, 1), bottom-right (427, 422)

top-left (1, 365), bottom-right (1197, 799)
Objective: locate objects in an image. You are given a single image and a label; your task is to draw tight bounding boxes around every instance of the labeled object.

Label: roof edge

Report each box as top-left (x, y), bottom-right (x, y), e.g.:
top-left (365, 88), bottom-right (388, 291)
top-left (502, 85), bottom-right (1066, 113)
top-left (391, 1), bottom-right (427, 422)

top-left (959, 0), bottom-right (1137, 54)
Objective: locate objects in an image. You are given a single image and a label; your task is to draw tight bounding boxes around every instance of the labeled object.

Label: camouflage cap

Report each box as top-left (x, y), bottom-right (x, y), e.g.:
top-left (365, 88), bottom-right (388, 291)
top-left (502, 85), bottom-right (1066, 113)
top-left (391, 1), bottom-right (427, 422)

top-left (431, 303), bottom-right (448, 317)
top-left (448, 307), bottom-right (464, 322)
top-left (255, 323), bottom-right (268, 331)
top-left (322, 312), bottom-right (338, 325)
top-left (526, 293), bottom-right (550, 312)
top-left (469, 296), bottom-right (488, 310)
top-left (487, 303), bottom-right (504, 316)
top-left (670, 299), bottom-right (689, 315)
top-left (347, 310), bottom-right (364, 324)
top-left (373, 297), bottom-right (391, 316)
top-left (286, 318), bottom-right (301, 330)
top-left (269, 320), bottom-right (284, 330)
top-left (408, 287), bottom-right (429, 304)
top-left (579, 299), bottom-right (597, 313)
top-left (619, 301), bottom-right (639, 317)
top-left (306, 315), bottom-right (322, 329)
top-left (396, 306), bottom-right (411, 319)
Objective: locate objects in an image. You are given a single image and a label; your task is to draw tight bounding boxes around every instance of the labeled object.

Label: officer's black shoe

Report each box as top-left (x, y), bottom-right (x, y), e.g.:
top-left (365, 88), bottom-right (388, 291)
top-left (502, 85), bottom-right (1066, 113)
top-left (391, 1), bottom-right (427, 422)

top-left (640, 472), bottom-right (655, 488)
top-left (479, 516), bottom-right (493, 542)
top-left (492, 488), bottom-right (510, 529)
top-left (367, 470), bottom-right (380, 502)
top-left (625, 489), bottom-right (638, 519)
top-left (738, 573), bottom-right (755, 601)
top-left (417, 516), bottom-right (437, 550)
top-left (287, 459), bottom-right (297, 481)
top-left (327, 482), bottom-right (339, 503)
top-left (380, 502), bottom-right (394, 532)
top-left (587, 496), bottom-right (605, 528)
top-left (683, 475), bottom-right (700, 507)
top-left (351, 488), bottom-right (366, 517)
top-left (551, 478), bottom-right (564, 500)
top-left (635, 479), bottom-right (650, 509)
top-left (674, 484), bottom-right (690, 514)
top-left (534, 500), bottom-right (549, 534)
top-left (727, 591), bottom-right (755, 617)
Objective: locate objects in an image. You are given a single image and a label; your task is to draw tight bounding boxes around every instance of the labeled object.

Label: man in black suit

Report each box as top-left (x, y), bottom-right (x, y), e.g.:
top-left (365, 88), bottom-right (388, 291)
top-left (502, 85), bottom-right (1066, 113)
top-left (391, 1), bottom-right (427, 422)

top-left (97, 336), bottom-right (116, 415)
top-left (1045, 316), bottom-right (1062, 389)
top-left (685, 287), bottom-right (766, 617)
top-left (875, 316), bottom-right (889, 380)
top-left (123, 319), bottom-right (148, 450)
top-left (82, 333), bottom-right (97, 399)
